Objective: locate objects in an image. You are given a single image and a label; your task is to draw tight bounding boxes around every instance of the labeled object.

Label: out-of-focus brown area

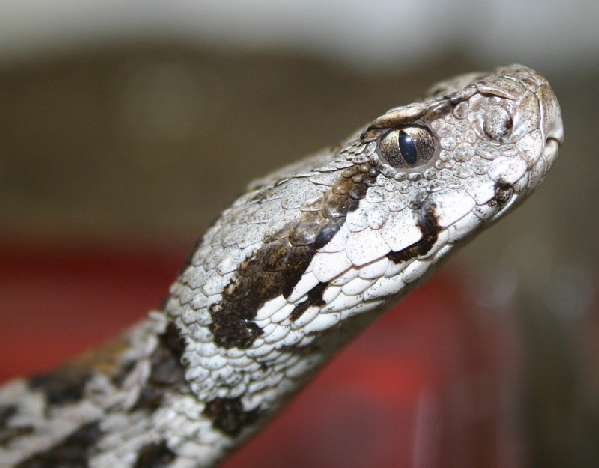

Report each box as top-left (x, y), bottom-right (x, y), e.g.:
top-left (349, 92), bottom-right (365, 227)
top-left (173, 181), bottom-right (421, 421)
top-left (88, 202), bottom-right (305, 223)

top-left (0, 45), bottom-right (472, 245)
top-left (0, 43), bottom-right (597, 467)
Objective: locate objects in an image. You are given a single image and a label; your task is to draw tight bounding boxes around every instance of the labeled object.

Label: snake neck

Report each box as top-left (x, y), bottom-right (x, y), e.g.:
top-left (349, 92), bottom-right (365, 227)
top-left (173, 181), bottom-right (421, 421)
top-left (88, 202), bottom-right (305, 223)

top-left (0, 314), bottom-right (195, 467)
top-left (1, 306), bottom-right (382, 468)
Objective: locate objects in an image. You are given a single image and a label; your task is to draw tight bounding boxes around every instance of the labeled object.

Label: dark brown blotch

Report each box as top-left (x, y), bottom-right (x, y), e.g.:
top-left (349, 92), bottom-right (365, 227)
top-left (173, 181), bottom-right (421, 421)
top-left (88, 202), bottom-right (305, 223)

top-left (252, 272), bottom-right (283, 298)
top-left (31, 336), bottom-right (131, 405)
top-left (0, 425), bottom-right (35, 447)
top-left (259, 239), bottom-right (292, 272)
top-left (279, 245), bottom-right (316, 298)
top-left (387, 203), bottom-right (440, 264)
top-left (223, 276), bottom-right (249, 300)
top-left (110, 360), bottom-right (136, 387)
top-left (133, 323), bottom-right (190, 411)
top-left (25, 336), bottom-right (131, 410)
top-left (349, 183), bottom-right (368, 200)
top-left (202, 397), bottom-right (262, 437)
top-left (238, 257), bottom-right (262, 277)
top-left (288, 213), bottom-right (322, 246)
top-left (323, 193), bottom-right (357, 218)
top-left (313, 217), bottom-right (344, 249)
top-left (0, 405), bottom-right (16, 428)
top-left (206, 163), bottom-right (378, 350)
top-left (290, 282), bottom-right (328, 321)
top-left (28, 365), bottom-right (91, 407)
top-left (0, 405), bottom-right (35, 447)
top-left (133, 440), bottom-right (176, 468)
top-left (162, 322), bottom-right (187, 359)
top-left (209, 312), bottom-right (262, 349)
top-left (15, 421), bottom-right (101, 468)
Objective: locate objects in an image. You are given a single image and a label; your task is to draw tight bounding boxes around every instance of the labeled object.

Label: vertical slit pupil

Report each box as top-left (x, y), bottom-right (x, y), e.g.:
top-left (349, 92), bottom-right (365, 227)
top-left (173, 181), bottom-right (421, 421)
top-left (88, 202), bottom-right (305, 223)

top-left (399, 131), bottom-right (418, 165)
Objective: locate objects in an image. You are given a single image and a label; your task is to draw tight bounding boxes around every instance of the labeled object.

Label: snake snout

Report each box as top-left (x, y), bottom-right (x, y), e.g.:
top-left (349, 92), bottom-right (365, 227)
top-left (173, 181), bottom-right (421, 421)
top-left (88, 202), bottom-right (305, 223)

top-left (538, 81), bottom-right (564, 146)
top-left (537, 81), bottom-right (563, 174)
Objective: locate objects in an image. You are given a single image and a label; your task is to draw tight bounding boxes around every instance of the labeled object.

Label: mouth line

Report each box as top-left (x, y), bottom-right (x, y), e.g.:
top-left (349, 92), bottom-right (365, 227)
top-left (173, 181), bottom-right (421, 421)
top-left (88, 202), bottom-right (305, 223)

top-left (546, 136), bottom-right (564, 146)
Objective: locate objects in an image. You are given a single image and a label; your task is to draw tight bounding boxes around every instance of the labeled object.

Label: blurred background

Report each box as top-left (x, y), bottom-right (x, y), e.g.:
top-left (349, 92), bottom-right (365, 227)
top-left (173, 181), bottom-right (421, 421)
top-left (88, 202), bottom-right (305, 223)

top-left (0, 1), bottom-right (598, 467)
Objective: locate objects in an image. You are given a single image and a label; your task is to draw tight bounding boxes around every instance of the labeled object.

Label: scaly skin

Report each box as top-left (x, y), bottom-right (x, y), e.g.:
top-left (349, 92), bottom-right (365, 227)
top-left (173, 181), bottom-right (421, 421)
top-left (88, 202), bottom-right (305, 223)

top-left (0, 65), bottom-right (563, 468)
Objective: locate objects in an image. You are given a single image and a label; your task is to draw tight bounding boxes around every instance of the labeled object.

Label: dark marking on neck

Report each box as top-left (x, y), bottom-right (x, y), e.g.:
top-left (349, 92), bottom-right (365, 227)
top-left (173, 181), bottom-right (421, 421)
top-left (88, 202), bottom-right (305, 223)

top-left (0, 405), bottom-right (34, 447)
top-left (203, 397), bottom-right (262, 437)
top-left (110, 360), bottom-right (136, 387)
top-left (0, 405), bottom-right (16, 428)
top-left (387, 202), bottom-right (440, 263)
top-left (289, 282), bottom-right (328, 321)
top-left (133, 440), bottom-right (176, 468)
top-left (26, 336), bottom-right (131, 410)
top-left (208, 163), bottom-right (378, 349)
top-left (28, 365), bottom-right (91, 407)
top-left (15, 421), bottom-right (101, 468)
top-left (133, 322), bottom-right (190, 411)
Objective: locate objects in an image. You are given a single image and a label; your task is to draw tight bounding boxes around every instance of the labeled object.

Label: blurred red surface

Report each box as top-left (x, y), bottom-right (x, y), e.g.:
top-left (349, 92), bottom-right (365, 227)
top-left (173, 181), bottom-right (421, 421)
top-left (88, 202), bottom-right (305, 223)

top-left (0, 244), bottom-right (525, 467)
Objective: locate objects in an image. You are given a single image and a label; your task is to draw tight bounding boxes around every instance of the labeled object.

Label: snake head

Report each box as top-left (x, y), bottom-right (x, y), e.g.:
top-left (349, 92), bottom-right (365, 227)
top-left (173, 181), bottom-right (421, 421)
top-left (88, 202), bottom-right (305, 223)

top-left (350, 64), bottom-right (563, 257)
top-left (164, 65), bottom-right (562, 431)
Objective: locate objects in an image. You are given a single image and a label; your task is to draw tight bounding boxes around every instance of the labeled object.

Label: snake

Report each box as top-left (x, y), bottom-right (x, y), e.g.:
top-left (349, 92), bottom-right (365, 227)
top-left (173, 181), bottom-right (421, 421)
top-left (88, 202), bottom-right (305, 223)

top-left (0, 64), bottom-right (563, 467)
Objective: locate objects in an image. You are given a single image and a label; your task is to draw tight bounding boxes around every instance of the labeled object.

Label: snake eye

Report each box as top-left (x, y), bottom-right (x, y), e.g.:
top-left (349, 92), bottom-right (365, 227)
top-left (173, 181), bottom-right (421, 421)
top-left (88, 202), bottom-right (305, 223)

top-left (378, 125), bottom-right (435, 169)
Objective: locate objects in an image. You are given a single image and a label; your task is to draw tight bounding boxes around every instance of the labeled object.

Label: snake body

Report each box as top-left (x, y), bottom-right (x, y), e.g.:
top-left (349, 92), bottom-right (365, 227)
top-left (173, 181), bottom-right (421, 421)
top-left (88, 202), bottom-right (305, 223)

top-left (0, 65), bottom-right (563, 467)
